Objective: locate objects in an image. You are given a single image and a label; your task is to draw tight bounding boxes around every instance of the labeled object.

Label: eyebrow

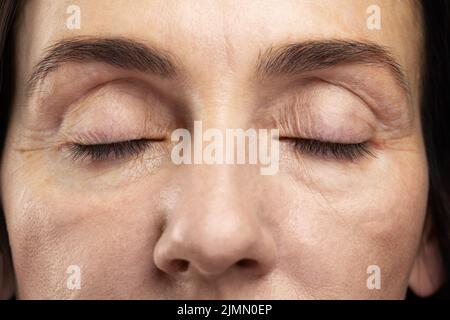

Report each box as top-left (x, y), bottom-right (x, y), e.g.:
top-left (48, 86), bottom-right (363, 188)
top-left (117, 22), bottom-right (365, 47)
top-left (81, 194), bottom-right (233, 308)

top-left (27, 37), bottom-right (179, 94)
top-left (257, 40), bottom-right (410, 95)
top-left (28, 38), bottom-right (410, 98)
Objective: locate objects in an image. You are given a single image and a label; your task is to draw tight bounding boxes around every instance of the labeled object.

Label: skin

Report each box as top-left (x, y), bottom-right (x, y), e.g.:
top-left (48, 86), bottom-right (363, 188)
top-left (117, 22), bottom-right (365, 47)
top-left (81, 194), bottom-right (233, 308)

top-left (0, 0), bottom-right (442, 299)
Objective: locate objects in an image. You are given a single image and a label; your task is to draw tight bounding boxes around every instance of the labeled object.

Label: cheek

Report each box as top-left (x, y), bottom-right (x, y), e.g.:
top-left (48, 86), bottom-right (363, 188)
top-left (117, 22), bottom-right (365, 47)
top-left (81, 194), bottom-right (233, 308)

top-left (3, 173), bottom-right (167, 299)
top-left (273, 149), bottom-right (428, 298)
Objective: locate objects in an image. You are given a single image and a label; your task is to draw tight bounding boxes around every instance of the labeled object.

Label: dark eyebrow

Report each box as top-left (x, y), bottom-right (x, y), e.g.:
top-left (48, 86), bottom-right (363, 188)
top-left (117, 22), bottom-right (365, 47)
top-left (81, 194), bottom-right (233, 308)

top-left (257, 40), bottom-right (410, 95)
top-left (27, 37), bottom-right (179, 94)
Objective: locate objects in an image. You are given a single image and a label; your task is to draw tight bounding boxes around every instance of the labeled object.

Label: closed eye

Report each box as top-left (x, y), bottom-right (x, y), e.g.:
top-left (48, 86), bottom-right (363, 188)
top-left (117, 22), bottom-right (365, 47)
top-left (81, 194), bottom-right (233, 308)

top-left (284, 138), bottom-right (376, 161)
top-left (67, 139), bottom-right (156, 162)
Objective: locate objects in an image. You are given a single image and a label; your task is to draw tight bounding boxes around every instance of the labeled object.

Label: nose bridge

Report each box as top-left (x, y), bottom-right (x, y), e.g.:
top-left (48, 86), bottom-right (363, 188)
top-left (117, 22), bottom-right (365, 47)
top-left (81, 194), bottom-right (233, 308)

top-left (153, 62), bottom-right (277, 278)
top-left (153, 164), bottom-right (276, 278)
top-left (173, 164), bottom-right (258, 251)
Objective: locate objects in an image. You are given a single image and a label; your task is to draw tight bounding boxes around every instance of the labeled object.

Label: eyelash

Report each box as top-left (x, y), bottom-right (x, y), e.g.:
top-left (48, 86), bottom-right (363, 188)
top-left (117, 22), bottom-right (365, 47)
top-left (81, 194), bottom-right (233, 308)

top-left (288, 138), bottom-right (375, 161)
top-left (67, 138), bottom-right (374, 163)
top-left (67, 139), bottom-right (153, 162)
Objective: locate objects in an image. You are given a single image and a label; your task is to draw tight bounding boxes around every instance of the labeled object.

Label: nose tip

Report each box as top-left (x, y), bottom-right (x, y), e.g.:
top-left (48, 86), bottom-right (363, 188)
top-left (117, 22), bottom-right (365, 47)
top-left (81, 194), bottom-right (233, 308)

top-left (153, 214), bottom-right (276, 279)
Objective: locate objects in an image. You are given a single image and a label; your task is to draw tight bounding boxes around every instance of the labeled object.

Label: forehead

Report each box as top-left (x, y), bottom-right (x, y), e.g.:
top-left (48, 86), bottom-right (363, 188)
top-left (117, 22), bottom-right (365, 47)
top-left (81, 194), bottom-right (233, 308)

top-left (16, 0), bottom-right (423, 88)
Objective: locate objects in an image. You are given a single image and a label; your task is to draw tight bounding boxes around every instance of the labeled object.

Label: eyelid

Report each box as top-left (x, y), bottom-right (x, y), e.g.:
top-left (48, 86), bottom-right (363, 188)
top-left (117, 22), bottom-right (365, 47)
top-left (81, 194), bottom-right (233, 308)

top-left (274, 98), bottom-right (375, 145)
top-left (283, 138), bottom-right (376, 162)
top-left (66, 139), bottom-right (156, 162)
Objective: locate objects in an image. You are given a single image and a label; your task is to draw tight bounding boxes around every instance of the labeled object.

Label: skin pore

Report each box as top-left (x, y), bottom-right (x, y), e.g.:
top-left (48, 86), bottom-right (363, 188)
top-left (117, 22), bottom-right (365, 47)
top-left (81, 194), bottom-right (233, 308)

top-left (0, 0), bottom-right (444, 299)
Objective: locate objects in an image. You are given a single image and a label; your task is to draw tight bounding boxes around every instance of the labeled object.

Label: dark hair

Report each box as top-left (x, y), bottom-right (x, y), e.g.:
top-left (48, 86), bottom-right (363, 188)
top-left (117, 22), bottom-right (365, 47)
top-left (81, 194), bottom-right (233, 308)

top-left (0, 1), bottom-right (20, 145)
top-left (419, 0), bottom-right (450, 297)
top-left (0, 0), bottom-right (21, 298)
top-left (0, 0), bottom-right (449, 299)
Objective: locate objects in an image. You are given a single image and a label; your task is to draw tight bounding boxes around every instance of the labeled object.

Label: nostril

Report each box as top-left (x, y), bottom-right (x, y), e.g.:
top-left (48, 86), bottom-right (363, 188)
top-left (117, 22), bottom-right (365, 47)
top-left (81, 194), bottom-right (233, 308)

top-left (236, 259), bottom-right (258, 269)
top-left (170, 259), bottom-right (189, 272)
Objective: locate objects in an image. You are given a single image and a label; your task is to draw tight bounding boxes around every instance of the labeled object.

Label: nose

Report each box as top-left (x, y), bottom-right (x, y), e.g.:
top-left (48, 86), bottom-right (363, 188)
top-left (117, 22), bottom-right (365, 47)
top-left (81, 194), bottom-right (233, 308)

top-left (153, 167), bottom-right (276, 279)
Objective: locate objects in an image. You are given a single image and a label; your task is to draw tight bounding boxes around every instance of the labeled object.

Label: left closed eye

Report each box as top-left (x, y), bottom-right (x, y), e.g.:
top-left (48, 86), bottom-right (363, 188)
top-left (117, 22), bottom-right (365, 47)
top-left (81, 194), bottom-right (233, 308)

top-left (67, 139), bottom-right (156, 162)
top-left (283, 138), bottom-right (375, 161)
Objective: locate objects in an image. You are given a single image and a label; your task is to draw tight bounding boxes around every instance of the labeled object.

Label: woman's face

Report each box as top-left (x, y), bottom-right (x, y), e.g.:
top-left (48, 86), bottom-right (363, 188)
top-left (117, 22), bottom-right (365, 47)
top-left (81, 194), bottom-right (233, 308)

top-left (1, 0), bottom-right (430, 299)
